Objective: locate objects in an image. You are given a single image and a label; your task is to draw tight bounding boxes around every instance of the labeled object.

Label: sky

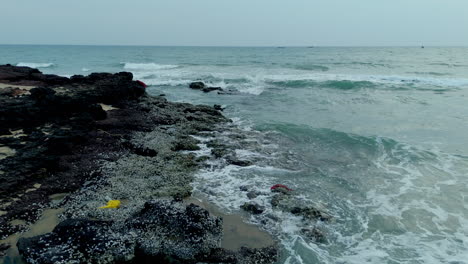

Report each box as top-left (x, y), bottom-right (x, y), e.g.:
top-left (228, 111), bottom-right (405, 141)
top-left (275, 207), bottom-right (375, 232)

top-left (1, 0), bottom-right (467, 46)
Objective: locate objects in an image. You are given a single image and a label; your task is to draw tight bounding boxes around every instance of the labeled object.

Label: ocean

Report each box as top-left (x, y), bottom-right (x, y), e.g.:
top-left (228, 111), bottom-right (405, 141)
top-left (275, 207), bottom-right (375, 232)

top-left (2, 45), bottom-right (468, 263)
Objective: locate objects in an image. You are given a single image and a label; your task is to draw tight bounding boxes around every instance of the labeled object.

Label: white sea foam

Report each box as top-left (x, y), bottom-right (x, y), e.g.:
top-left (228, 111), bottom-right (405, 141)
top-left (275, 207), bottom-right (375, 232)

top-left (121, 62), bottom-right (179, 71)
top-left (186, 120), bottom-right (468, 263)
top-left (81, 67), bottom-right (91, 72)
top-left (16, 62), bottom-right (54, 68)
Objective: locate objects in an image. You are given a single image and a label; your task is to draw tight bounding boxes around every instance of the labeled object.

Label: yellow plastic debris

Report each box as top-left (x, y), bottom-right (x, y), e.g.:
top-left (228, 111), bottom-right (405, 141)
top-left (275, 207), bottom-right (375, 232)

top-left (99, 200), bottom-right (121, 209)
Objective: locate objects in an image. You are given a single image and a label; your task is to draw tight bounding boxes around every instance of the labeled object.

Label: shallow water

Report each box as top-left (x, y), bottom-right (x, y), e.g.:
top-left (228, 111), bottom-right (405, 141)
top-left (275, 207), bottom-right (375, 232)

top-left (1, 45), bottom-right (468, 263)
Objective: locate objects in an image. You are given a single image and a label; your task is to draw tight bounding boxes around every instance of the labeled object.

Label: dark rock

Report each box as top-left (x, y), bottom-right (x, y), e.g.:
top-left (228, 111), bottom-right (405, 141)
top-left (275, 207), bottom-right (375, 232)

top-left (129, 200), bottom-right (223, 263)
top-left (301, 228), bottom-right (327, 243)
top-left (171, 136), bottom-right (201, 151)
top-left (270, 194), bottom-right (285, 207)
top-left (189, 81), bottom-right (206, 90)
top-left (202, 87), bottom-right (223, 93)
top-left (17, 219), bottom-right (120, 264)
top-left (214, 104), bottom-right (224, 111)
top-left (239, 185), bottom-right (249, 192)
top-left (290, 206), bottom-right (331, 221)
top-left (189, 82), bottom-right (223, 93)
top-left (247, 191), bottom-right (259, 199)
top-left (226, 156), bottom-right (253, 167)
top-left (241, 202), bottom-right (265, 214)
top-left (0, 243), bottom-right (10, 256)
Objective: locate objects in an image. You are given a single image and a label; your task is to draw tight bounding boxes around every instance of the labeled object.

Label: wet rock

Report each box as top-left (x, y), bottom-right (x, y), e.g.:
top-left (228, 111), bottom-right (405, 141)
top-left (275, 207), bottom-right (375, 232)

top-left (226, 156), bottom-right (253, 167)
top-left (17, 200), bottom-right (228, 264)
top-left (171, 136), bottom-right (201, 151)
top-left (291, 207), bottom-right (331, 221)
top-left (189, 81), bottom-right (205, 90)
top-left (301, 227), bottom-right (327, 243)
top-left (17, 219), bottom-right (124, 264)
top-left (239, 185), bottom-right (249, 192)
top-left (214, 104), bottom-right (224, 111)
top-left (0, 243), bottom-right (10, 256)
top-left (247, 191), bottom-right (259, 199)
top-left (189, 81), bottom-right (224, 93)
top-left (241, 202), bottom-right (265, 215)
top-left (202, 87), bottom-right (223, 93)
top-left (130, 200), bottom-right (223, 263)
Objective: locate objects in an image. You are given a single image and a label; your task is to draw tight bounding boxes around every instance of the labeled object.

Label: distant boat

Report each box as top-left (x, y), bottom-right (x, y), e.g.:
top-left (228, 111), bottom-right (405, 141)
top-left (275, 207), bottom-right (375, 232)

top-left (421, 45), bottom-right (425, 49)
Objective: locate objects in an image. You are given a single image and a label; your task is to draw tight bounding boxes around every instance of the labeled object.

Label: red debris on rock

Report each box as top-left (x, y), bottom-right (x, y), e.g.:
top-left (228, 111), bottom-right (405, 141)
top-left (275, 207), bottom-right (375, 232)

top-left (136, 80), bottom-right (147, 88)
top-left (270, 184), bottom-right (293, 192)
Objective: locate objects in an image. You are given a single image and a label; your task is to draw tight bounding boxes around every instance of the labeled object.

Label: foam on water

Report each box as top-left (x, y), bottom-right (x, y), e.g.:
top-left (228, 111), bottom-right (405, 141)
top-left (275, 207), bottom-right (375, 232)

top-left (123, 62), bottom-right (468, 96)
top-left (121, 62), bottom-right (179, 71)
top-left (16, 62), bottom-right (54, 68)
top-left (188, 119), bottom-right (468, 263)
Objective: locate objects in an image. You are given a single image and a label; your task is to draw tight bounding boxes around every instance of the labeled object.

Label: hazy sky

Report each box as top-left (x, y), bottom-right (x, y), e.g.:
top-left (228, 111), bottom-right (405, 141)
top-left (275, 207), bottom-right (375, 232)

top-left (1, 0), bottom-right (467, 46)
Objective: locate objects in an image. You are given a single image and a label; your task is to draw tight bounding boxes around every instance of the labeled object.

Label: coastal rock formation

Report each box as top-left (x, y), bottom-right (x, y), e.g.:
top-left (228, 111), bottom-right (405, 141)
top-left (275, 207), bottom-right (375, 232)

top-left (189, 81), bottom-right (223, 93)
top-left (0, 65), bottom-right (278, 263)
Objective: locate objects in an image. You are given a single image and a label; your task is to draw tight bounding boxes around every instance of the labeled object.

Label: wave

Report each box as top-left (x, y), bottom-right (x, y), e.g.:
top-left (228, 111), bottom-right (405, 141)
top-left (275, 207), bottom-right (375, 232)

top-left (266, 73), bottom-right (468, 91)
top-left (407, 71), bottom-right (451, 76)
top-left (121, 62), bottom-right (179, 71)
top-left (294, 64), bottom-right (329, 71)
top-left (16, 62), bottom-right (55, 68)
top-left (81, 68), bottom-right (91, 72)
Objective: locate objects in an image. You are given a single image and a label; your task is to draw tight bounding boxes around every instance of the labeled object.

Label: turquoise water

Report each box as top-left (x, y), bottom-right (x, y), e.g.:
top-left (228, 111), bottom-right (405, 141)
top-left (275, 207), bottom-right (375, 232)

top-left (2, 45), bottom-right (468, 263)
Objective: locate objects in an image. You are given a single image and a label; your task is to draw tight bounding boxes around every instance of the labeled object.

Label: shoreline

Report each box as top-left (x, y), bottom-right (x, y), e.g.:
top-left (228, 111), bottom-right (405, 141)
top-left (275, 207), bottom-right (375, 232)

top-left (0, 65), bottom-right (278, 263)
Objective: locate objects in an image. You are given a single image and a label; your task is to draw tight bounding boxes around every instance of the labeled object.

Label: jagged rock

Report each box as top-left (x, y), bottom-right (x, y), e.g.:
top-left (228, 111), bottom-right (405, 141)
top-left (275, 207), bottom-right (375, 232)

top-left (189, 82), bottom-right (224, 93)
top-left (239, 185), bottom-right (249, 192)
top-left (214, 104), bottom-right (224, 111)
top-left (301, 228), bottom-right (327, 243)
top-left (189, 81), bottom-right (205, 90)
top-left (241, 202), bottom-right (265, 214)
top-left (129, 200), bottom-right (223, 263)
top-left (247, 191), bottom-right (259, 199)
top-left (202, 87), bottom-right (223, 93)
top-left (226, 156), bottom-right (253, 167)
top-left (17, 200), bottom-right (277, 264)
top-left (291, 207), bottom-right (331, 221)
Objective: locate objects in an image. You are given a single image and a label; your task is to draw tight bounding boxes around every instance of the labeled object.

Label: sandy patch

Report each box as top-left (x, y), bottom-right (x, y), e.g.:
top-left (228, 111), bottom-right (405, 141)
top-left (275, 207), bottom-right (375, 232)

top-left (0, 129), bottom-right (27, 139)
top-left (186, 197), bottom-right (274, 250)
top-left (0, 83), bottom-right (35, 90)
top-left (0, 208), bottom-right (64, 263)
top-left (0, 146), bottom-right (15, 160)
top-left (99, 103), bottom-right (119, 111)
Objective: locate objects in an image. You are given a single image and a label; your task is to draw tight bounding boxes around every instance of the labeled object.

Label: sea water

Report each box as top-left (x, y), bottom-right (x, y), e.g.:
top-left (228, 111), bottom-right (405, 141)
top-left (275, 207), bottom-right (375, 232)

top-left (1, 45), bottom-right (468, 263)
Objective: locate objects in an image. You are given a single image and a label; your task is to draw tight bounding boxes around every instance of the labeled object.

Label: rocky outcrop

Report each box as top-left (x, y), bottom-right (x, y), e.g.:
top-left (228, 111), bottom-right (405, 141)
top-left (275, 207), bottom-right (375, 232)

top-left (0, 65), bottom-right (278, 263)
top-left (189, 81), bottom-right (223, 93)
top-left (17, 200), bottom-right (277, 264)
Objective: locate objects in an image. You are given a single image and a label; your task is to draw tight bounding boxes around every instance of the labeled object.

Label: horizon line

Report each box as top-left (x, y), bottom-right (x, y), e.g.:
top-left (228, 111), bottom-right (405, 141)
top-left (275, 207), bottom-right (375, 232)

top-left (1, 43), bottom-right (467, 48)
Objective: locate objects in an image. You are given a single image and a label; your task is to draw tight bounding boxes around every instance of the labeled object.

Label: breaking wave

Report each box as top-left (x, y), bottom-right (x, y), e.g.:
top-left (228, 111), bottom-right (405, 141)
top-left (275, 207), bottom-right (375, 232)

top-left (16, 62), bottom-right (55, 68)
top-left (121, 62), bottom-right (179, 71)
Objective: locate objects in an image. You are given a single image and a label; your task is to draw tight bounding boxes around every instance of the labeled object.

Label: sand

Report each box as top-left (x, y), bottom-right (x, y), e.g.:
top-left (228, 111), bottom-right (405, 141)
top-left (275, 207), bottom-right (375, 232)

top-left (185, 197), bottom-right (275, 250)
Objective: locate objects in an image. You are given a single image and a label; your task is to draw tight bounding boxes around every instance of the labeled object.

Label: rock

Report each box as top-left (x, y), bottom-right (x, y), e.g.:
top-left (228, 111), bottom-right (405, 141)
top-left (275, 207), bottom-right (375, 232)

top-left (247, 191), bottom-right (259, 199)
top-left (226, 156), bottom-right (253, 167)
top-left (129, 200), bottom-right (223, 263)
top-left (241, 202), bottom-right (265, 214)
top-left (189, 81), bottom-right (205, 90)
top-left (214, 104), bottom-right (224, 111)
top-left (17, 200), bottom-right (227, 264)
top-left (189, 82), bottom-right (223, 93)
top-left (290, 206), bottom-right (331, 221)
top-left (239, 185), bottom-right (249, 192)
top-left (0, 243), bottom-right (10, 256)
top-left (17, 219), bottom-right (123, 264)
top-left (202, 87), bottom-right (223, 93)
top-left (301, 227), bottom-right (326, 243)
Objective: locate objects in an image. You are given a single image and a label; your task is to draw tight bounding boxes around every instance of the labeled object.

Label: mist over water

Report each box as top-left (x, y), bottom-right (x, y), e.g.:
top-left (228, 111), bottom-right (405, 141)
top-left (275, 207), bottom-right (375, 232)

top-left (2, 45), bottom-right (468, 263)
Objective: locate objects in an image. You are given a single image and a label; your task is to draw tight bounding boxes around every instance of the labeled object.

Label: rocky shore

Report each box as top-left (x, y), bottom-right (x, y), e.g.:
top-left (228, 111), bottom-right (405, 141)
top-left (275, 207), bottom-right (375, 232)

top-left (0, 65), bottom-right (278, 264)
